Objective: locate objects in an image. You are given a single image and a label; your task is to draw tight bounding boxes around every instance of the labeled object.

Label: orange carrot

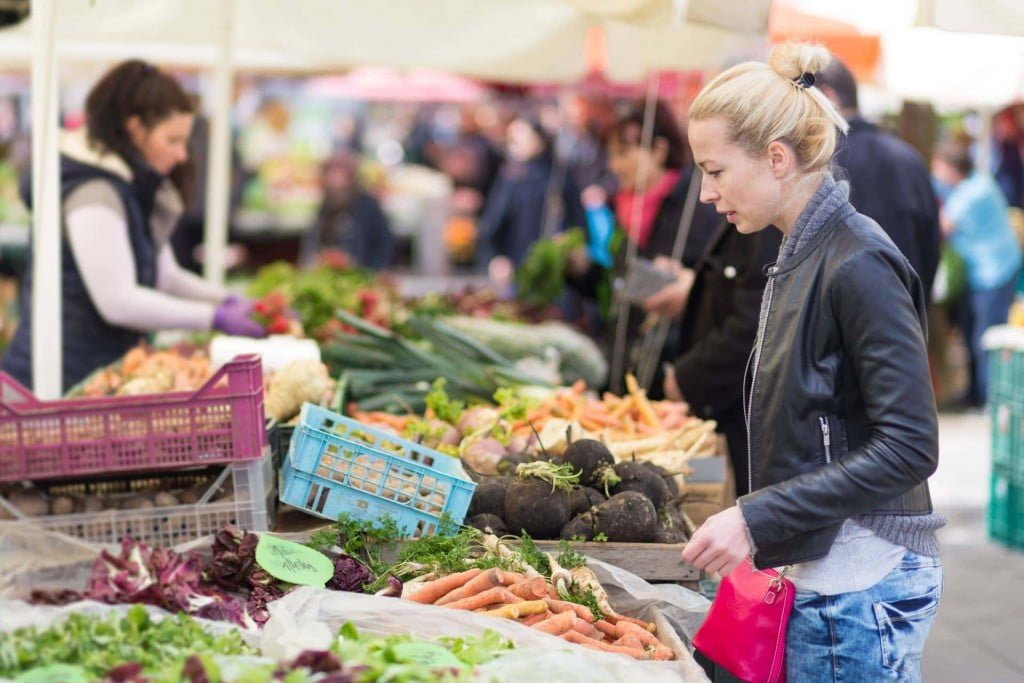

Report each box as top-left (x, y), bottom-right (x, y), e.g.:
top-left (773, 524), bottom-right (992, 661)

top-left (508, 577), bottom-right (549, 601)
top-left (571, 619), bottom-right (600, 639)
top-left (571, 379), bottom-right (587, 394)
top-left (607, 613), bottom-right (657, 633)
top-left (531, 610), bottom-right (578, 635)
top-left (560, 630), bottom-right (651, 660)
top-left (498, 571), bottom-right (526, 587)
top-left (435, 569), bottom-right (504, 606)
top-left (520, 611), bottom-right (552, 627)
top-left (406, 569), bottom-right (483, 604)
top-left (443, 586), bottom-right (522, 611)
top-left (593, 620), bottom-right (618, 638)
top-left (616, 621), bottom-right (676, 660)
top-left (544, 598), bottom-right (597, 623)
top-left (613, 634), bottom-right (645, 650)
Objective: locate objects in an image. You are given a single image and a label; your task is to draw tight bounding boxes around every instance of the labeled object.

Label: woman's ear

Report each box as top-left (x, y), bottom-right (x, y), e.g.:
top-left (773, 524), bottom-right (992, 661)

top-left (766, 140), bottom-right (794, 179)
top-left (125, 115), bottom-right (145, 146)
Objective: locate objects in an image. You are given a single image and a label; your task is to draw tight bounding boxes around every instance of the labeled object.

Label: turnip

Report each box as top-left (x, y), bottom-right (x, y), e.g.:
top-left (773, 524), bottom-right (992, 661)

top-left (495, 453), bottom-right (531, 476)
top-left (466, 476), bottom-right (512, 518)
top-left (465, 513), bottom-right (509, 536)
top-left (591, 492), bottom-right (658, 542)
top-left (461, 436), bottom-right (507, 475)
top-left (504, 478), bottom-right (572, 539)
top-left (562, 439), bottom-right (617, 493)
top-left (560, 512), bottom-right (596, 541)
top-left (610, 461), bottom-right (671, 510)
top-left (457, 406), bottom-right (500, 435)
top-left (643, 462), bottom-right (680, 500)
top-left (569, 486), bottom-right (605, 517)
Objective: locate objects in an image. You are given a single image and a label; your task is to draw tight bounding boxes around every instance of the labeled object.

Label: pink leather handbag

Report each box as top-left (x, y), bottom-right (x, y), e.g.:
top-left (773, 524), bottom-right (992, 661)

top-left (692, 560), bottom-right (794, 683)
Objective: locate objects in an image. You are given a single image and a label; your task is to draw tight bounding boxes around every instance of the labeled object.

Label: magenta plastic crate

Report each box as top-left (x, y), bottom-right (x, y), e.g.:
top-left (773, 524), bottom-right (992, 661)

top-left (0, 355), bottom-right (267, 482)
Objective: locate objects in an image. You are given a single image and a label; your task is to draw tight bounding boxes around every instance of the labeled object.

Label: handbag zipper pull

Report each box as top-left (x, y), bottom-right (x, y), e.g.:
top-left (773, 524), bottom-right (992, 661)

top-left (764, 577), bottom-right (783, 604)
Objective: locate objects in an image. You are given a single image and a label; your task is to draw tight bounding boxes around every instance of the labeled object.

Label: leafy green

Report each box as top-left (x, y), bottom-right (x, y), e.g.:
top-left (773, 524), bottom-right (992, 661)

top-left (306, 513), bottom-right (402, 587)
top-left (425, 378), bottom-right (465, 424)
top-left (515, 228), bottom-right (585, 307)
top-left (563, 583), bottom-right (604, 621)
top-left (515, 533), bottom-right (551, 578)
top-left (515, 461), bottom-right (581, 493)
top-left (593, 532), bottom-right (609, 543)
top-left (0, 606), bottom-right (252, 679)
top-left (554, 540), bottom-right (588, 570)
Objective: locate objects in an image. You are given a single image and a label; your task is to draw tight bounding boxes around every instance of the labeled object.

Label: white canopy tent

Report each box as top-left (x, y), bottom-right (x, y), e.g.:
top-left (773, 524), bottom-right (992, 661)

top-left (915, 0), bottom-right (1024, 37)
top-left (9, 0), bottom-right (770, 397)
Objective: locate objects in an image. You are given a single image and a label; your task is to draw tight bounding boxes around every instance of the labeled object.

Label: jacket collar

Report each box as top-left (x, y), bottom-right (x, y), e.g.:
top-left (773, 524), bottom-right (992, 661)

top-left (771, 201), bottom-right (857, 275)
top-left (60, 128), bottom-right (134, 181)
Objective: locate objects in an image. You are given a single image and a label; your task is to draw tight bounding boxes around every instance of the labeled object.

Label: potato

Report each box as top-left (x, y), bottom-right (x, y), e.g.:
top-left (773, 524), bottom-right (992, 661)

top-left (178, 482), bottom-right (209, 505)
top-left (9, 490), bottom-right (49, 517)
top-left (50, 495), bottom-right (76, 516)
top-left (153, 492), bottom-right (180, 508)
top-left (81, 496), bottom-right (105, 513)
top-left (120, 496), bottom-right (155, 511)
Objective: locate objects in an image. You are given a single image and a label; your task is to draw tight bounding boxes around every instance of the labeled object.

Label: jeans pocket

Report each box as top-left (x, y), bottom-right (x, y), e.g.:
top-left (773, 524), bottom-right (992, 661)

top-left (873, 585), bottom-right (941, 675)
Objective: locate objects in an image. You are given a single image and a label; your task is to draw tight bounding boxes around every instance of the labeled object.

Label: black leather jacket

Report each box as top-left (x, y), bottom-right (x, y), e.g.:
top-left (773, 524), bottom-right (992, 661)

top-left (738, 202), bottom-right (938, 569)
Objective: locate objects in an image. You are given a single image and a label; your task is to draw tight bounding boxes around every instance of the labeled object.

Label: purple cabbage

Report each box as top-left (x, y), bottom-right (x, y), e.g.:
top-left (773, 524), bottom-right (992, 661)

top-left (326, 554), bottom-right (374, 592)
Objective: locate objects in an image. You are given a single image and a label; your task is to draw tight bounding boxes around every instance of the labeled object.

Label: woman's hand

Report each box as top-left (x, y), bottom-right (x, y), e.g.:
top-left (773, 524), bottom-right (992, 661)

top-left (681, 506), bottom-right (752, 577)
top-left (644, 267), bottom-right (695, 319)
top-left (662, 364), bottom-right (684, 402)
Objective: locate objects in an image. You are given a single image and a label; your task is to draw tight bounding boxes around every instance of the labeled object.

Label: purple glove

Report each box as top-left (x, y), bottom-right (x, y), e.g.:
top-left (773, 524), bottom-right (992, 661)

top-left (213, 299), bottom-right (267, 338)
top-left (222, 293), bottom-right (256, 316)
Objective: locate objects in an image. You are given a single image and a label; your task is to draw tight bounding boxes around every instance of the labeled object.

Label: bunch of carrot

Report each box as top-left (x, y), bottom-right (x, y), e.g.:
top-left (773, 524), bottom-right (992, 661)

top-left (512, 376), bottom-right (695, 438)
top-left (404, 568), bottom-right (675, 661)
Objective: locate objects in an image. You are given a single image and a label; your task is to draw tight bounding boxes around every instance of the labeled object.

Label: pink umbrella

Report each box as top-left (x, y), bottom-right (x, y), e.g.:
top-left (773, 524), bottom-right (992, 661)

top-left (305, 67), bottom-right (488, 103)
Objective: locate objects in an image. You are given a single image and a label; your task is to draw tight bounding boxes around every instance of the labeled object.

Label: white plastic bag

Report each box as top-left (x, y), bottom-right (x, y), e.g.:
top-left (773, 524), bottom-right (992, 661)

top-left (262, 587), bottom-right (710, 682)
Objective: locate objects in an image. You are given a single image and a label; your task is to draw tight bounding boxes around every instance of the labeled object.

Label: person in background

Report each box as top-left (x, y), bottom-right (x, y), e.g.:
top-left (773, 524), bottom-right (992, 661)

top-left (648, 201), bottom-right (781, 497)
top-left (2, 59), bottom-right (263, 393)
top-left (681, 43), bottom-right (943, 681)
top-left (299, 152), bottom-right (393, 270)
top-left (475, 115), bottom-right (585, 272)
top-left (816, 58), bottom-right (942, 303)
top-left (933, 139), bottom-right (1022, 407)
top-left (994, 109), bottom-right (1024, 209)
top-left (566, 100), bottom-right (720, 394)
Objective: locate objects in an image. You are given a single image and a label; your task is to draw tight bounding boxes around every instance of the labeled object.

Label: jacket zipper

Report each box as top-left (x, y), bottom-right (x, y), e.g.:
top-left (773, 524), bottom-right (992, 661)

top-left (745, 267), bottom-right (777, 495)
top-left (819, 415), bottom-right (832, 463)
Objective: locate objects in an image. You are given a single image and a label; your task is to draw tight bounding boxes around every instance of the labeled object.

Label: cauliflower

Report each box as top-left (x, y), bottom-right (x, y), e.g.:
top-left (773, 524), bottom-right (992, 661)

top-left (264, 360), bottom-right (332, 422)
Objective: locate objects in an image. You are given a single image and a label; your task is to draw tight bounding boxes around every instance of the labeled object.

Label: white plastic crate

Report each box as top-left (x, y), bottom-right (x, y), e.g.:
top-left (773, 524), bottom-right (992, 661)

top-left (0, 447), bottom-right (275, 547)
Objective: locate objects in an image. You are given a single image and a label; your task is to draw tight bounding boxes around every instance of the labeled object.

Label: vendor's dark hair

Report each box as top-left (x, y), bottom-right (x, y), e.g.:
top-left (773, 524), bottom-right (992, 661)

top-left (608, 99), bottom-right (688, 169)
top-left (85, 59), bottom-right (195, 201)
top-left (514, 114), bottom-right (554, 163)
top-left (817, 58), bottom-right (859, 112)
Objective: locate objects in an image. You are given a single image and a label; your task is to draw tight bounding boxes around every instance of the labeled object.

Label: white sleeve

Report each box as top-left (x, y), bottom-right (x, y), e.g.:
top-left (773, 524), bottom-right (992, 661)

top-left (65, 204), bottom-right (217, 332)
top-left (156, 245), bottom-right (230, 304)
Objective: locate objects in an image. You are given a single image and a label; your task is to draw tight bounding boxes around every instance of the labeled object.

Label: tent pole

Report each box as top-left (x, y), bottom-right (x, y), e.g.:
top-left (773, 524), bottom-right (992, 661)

top-left (30, 0), bottom-right (62, 398)
top-left (202, 0), bottom-right (237, 287)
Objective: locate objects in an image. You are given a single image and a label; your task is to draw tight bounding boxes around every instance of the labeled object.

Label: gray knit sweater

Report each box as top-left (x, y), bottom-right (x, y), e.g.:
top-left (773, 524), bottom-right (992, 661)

top-left (754, 176), bottom-right (944, 583)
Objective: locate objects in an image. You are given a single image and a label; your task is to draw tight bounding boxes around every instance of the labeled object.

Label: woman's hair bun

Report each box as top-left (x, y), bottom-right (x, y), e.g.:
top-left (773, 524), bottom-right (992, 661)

top-left (768, 42), bottom-right (832, 81)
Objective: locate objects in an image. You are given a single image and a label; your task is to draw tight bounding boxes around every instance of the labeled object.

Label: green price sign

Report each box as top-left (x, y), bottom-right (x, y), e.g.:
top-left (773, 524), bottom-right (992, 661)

top-left (255, 534), bottom-right (334, 587)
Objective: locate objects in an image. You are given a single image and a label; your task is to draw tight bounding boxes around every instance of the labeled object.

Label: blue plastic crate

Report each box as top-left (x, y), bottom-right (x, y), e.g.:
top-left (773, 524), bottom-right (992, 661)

top-left (279, 403), bottom-right (476, 536)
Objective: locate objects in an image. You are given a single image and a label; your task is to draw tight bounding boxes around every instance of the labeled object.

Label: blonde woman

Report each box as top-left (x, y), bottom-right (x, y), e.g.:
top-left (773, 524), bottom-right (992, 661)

top-left (680, 44), bottom-right (944, 681)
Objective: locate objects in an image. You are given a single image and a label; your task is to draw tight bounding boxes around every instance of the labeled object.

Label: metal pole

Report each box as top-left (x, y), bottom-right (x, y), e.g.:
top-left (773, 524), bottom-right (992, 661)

top-left (608, 72), bottom-right (659, 394)
top-left (202, 0), bottom-right (237, 286)
top-left (30, 0), bottom-right (61, 398)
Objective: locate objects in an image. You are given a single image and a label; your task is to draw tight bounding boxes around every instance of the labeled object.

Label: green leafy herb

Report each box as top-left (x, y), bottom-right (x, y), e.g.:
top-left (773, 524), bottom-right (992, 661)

top-left (563, 583), bottom-right (604, 621)
top-left (555, 540), bottom-right (588, 570)
top-left (593, 532), bottom-right (609, 543)
top-left (0, 606), bottom-right (252, 680)
top-left (515, 533), bottom-right (551, 577)
top-left (426, 378), bottom-right (465, 424)
top-left (306, 513), bottom-right (401, 584)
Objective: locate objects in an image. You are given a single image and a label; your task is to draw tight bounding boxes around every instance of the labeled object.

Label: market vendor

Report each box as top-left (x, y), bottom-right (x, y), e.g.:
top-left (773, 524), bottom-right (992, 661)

top-left (565, 100), bottom-right (720, 393)
top-left (2, 59), bottom-right (264, 393)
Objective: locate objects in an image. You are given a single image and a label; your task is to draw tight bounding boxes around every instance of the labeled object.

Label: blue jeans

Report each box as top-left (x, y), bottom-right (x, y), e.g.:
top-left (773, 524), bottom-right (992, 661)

top-left (964, 273), bottom-right (1018, 404)
top-left (786, 551), bottom-right (943, 682)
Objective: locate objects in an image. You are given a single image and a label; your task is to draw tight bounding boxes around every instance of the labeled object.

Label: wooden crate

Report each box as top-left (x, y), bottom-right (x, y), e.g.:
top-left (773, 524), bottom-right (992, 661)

top-left (534, 540), bottom-right (700, 582)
